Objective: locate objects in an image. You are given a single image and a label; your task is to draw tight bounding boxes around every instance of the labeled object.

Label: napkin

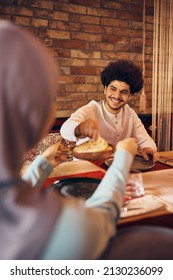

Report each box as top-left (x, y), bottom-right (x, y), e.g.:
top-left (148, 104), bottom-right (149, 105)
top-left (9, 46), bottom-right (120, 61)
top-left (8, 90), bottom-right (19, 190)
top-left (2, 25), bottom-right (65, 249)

top-left (142, 169), bottom-right (173, 213)
top-left (158, 156), bottom-right (173, 167)
top-left (120, 194), bottom-right (165, 218)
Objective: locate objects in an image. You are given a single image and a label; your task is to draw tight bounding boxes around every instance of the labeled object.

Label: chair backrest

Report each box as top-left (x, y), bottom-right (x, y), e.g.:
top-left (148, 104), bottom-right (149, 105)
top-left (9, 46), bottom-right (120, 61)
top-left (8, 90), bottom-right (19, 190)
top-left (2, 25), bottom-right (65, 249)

top-left (100, 225), bottom-right (173, 260)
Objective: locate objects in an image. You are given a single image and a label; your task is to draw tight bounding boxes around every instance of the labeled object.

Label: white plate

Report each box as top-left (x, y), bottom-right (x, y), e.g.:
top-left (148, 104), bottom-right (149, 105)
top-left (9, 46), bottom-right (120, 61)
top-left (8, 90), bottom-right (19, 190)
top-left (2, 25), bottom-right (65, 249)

top-left (105, 155), bottom-right (155, 171)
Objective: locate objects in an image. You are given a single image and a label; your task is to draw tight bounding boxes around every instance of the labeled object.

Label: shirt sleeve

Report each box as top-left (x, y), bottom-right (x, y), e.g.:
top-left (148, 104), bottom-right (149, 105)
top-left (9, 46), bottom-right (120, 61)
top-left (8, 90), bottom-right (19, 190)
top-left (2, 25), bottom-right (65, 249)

top-left (85, 149), bottom-right (133, 220)
top-left (130, 111), bottom-right (157, 152)
top-left (41, 149), bottom-right (134, 260)
top-left (22, 155), bottom-right (53, 189)
top-left (60, 101), bottom-right (97, 142)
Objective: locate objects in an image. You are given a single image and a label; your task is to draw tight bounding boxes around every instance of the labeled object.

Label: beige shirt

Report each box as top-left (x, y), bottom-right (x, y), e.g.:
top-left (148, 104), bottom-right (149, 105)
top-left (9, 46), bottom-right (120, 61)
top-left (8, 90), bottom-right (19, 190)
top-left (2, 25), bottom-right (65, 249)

top-left (60, 100), bottom-right (157, 152)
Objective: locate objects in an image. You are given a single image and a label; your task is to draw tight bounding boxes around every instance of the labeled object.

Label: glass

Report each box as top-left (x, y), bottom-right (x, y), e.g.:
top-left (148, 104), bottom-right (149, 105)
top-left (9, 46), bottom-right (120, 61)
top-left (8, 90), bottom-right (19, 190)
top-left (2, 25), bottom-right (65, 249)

top-left (125, 170), bottom-right (145, 199)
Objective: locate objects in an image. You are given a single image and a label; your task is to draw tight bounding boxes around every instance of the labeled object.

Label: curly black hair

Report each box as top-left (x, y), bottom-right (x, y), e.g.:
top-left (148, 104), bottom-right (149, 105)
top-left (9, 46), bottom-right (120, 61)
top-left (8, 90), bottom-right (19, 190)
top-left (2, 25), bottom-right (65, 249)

top-left (101, 59), bottom-right (144, 95)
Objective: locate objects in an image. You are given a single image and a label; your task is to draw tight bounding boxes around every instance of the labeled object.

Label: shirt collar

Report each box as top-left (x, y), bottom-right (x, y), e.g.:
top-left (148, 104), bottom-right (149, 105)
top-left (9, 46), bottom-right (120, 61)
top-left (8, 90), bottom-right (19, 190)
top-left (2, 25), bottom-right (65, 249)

top-left (102, 100), bottom-right (123, 120)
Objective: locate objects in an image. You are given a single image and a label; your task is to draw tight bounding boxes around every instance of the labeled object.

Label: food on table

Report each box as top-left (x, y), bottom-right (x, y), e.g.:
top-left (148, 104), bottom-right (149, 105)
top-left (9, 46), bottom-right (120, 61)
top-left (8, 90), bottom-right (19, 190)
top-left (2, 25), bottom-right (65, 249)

top-left (73, 137), bottom-right (108, 153)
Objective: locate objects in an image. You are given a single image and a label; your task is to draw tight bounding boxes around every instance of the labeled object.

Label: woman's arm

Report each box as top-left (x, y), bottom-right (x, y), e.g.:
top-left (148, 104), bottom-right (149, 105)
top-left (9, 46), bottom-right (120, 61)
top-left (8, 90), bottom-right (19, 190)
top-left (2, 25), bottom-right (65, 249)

top-left (22, 155), bottom-right (53, 189)
top-left (41, 138), bottom-right (137, 260)
top-left (22, 142), bottom-right (68, 188)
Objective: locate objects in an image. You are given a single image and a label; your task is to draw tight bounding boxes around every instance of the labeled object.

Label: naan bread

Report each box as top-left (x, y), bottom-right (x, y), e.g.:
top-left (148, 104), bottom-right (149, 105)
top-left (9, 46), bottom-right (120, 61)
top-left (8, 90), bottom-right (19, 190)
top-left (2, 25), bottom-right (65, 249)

top-left (73, 137), bottom-right (108, 153)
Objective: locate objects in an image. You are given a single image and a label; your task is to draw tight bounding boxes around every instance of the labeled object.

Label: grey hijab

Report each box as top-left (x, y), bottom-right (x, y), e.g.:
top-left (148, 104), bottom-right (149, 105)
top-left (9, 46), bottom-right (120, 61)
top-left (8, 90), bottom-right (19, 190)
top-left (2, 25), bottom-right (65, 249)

top-left (0, 21), bottom-right (58, 182)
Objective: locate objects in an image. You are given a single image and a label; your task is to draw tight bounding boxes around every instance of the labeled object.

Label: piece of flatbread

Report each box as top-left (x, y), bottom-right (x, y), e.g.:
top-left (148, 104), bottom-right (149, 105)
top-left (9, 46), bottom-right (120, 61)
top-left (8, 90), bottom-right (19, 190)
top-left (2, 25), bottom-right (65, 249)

top-left (73, 137), bottom-right (108, 153)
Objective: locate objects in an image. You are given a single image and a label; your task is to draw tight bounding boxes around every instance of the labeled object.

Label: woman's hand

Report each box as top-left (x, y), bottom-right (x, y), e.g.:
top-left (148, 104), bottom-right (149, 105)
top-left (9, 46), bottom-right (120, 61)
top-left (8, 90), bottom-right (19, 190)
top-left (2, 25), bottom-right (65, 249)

top-left (41, 142), bottom-right (68, 167)
top-left (116, 138), bottom-right (138, 157)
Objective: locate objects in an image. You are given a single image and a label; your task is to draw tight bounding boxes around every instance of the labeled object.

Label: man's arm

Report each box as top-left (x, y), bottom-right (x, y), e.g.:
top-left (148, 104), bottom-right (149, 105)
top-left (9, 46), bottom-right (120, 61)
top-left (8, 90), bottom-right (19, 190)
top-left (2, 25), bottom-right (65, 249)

top-left (131, 112), bottom-right (158, 161)
top-left (60, 101), bottom-right (98, 141)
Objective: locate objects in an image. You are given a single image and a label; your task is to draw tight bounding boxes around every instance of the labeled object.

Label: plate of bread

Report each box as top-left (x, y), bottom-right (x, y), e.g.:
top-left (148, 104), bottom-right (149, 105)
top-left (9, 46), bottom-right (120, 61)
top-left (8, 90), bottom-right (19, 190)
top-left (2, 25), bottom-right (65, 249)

top-left (73, 137), bottom-right (113, 160)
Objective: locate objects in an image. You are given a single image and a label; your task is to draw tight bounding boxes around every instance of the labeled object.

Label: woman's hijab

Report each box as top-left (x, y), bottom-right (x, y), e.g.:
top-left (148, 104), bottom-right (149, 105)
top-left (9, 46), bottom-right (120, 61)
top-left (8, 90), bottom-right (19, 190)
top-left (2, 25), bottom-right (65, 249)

top-left (0, 21), bottom-right (58, 182)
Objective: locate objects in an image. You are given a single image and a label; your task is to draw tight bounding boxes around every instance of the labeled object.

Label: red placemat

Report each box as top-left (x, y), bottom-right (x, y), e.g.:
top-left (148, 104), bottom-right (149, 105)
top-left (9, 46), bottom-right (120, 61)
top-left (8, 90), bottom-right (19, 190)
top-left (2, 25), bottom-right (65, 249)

top-left (89, 159), bottom-right (173, 172)
top-left (43, 170), bottom-right (105, 189)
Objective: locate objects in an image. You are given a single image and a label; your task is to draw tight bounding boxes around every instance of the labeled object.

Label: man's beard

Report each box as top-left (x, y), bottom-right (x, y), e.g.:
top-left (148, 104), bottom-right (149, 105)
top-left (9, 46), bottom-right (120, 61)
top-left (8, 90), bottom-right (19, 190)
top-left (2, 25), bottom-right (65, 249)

top-left (107, 99), bottom-right (125, 111)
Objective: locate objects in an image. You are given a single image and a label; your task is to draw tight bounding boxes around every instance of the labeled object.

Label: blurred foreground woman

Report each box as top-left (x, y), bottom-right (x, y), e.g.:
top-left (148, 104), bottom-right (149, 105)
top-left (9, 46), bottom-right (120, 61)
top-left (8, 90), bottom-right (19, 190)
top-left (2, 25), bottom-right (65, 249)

top-left (0, 21), bottom-right (138, 259)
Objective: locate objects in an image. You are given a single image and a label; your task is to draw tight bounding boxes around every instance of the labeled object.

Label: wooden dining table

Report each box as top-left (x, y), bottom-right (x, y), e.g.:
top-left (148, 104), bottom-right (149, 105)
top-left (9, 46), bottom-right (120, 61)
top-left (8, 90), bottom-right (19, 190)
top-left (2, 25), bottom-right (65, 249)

top-left (22, 144), bottom-right (173, 230)
top-left (44, 150), bottom-right (173, 231)
top-left (22, 147), bottom-right (173, 260)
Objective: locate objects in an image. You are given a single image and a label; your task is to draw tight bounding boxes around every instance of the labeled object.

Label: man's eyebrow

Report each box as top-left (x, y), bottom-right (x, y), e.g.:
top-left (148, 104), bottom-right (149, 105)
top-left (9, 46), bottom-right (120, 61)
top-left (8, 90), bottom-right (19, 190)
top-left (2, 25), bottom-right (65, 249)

top-left (120, 89), bottom-right (129, 93)
top-left (110, 85), bottom-right (117, 90)
top-left (110, 85), bottom-right (129, 92)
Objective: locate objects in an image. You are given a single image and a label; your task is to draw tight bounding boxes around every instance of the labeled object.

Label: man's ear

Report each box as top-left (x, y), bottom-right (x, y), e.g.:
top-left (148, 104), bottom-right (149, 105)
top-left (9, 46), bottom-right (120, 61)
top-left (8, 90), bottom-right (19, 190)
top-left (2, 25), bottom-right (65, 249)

top-left (104, 86), bottom-right (107, 95)
top-left (128, 93), bottom-right (133, 100)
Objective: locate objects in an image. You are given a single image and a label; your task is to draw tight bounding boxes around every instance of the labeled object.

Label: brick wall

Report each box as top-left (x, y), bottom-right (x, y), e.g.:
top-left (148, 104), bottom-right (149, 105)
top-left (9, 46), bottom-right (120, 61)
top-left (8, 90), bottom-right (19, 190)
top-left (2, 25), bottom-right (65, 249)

top-left (0, 0), bottom-right (154, 118)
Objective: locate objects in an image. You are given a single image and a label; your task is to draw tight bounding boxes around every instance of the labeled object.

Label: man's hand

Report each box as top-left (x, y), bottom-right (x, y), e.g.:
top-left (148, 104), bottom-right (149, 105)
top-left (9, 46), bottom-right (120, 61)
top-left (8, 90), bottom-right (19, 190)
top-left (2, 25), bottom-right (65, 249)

top-left (74, 119), bottom-right (99, 141)
top-left (140, 147), bottom-right (159, 162)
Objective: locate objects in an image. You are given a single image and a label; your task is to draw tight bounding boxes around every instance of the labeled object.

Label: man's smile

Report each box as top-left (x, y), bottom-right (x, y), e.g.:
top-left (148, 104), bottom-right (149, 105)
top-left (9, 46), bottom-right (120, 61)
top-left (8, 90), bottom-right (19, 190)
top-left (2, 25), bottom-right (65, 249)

top-left (109, 96), bottom-right (124, 104)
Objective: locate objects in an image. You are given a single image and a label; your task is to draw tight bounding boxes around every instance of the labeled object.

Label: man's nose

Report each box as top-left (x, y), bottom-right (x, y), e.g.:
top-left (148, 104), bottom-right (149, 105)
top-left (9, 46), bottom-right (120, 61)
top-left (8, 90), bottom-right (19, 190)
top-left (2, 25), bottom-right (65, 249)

top-left (114, 89), bottom-right (121, 98)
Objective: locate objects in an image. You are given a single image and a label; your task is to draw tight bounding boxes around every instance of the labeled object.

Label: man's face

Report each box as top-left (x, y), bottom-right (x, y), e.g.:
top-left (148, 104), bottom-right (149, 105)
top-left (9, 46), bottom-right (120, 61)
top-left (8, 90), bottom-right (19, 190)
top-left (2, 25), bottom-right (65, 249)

top-left (104, 80), bottom-right (131, 114)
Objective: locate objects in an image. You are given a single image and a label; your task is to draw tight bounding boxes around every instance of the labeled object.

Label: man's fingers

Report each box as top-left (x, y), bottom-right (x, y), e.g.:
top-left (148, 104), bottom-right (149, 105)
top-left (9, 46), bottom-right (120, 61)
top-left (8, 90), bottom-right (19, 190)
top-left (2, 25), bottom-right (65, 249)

top-left (141, 150), bottom-right (149, 161)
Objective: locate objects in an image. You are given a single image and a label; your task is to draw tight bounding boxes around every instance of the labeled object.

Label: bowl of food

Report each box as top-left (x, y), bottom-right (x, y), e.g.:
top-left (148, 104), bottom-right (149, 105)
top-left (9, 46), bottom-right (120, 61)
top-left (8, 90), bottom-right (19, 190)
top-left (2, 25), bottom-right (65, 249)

top-left (73, 137), bottom-right (113, 160)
